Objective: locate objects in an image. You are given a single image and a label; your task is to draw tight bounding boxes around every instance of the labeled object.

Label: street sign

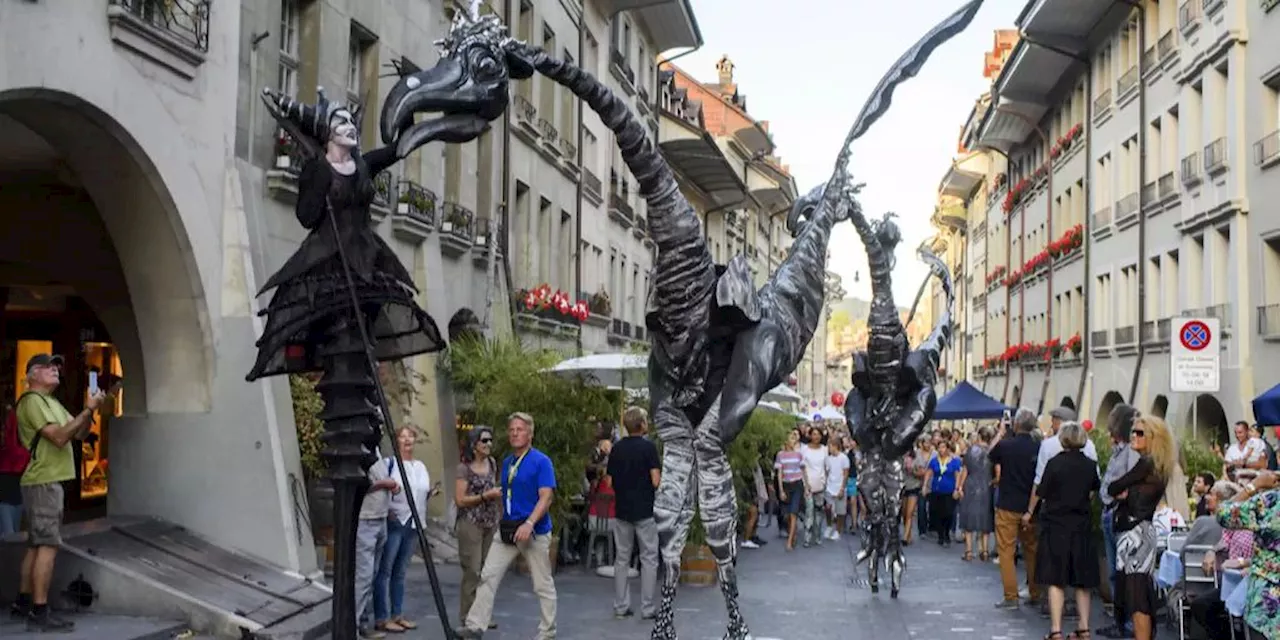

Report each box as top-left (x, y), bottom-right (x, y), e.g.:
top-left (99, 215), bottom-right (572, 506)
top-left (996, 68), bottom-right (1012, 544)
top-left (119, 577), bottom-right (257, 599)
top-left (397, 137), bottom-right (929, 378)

top-left (1170, 317), bottom-right (1220, 393)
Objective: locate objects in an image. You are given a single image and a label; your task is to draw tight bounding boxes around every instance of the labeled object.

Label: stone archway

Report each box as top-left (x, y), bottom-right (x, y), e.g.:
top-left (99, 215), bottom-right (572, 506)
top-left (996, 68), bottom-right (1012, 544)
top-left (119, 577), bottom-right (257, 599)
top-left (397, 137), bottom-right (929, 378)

top-left (448, 307), bottom-right (483, 344)
top-left (1060, 396), bottom-right (1076, 412)
top-left (1010, 385), bottom-right (1021, 407)
top-left (1188, 394), bottom-right (1229, 444)
top-left (1096, 390), bottom-right (1125, 434)
top-left (0, 89), bottom-right (211, 413)
top-left (1151, 394), bottom-right (1169, 419)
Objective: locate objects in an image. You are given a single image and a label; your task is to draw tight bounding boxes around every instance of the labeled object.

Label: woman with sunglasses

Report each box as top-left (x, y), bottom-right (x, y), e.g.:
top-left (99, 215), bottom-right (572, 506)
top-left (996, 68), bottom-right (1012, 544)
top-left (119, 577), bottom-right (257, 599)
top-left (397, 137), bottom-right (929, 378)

top-left (454, 426), bottom-right (502, 630)
top-left (1107, 414), bottom-right (1176, 640)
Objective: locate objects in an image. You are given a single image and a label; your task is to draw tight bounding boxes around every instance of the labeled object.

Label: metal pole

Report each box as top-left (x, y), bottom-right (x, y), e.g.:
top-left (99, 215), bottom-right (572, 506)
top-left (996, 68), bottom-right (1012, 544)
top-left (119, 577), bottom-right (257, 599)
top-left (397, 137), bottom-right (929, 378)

top-left (1192, 394), bottom-right (1198, 442)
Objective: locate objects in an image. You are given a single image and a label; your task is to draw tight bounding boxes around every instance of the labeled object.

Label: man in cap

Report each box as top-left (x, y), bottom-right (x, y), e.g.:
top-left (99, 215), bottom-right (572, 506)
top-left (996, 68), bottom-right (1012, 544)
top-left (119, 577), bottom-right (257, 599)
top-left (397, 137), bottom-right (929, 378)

top-left (10, 354), bottom-right (107, 632)
top-left (1032, 406), bottom-right (1098, 492)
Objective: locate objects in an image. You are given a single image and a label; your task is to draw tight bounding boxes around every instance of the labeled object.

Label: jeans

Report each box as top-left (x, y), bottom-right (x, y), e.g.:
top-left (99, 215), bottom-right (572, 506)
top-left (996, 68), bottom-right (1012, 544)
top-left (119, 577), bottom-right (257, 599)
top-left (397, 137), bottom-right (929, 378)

top-left (1101, 509), bottom-right (1131, 631)
top-left (613, 518), bottom-right (659, 617)
top-left (355, 518), bottom-right (387, 625)
top-left (0, 502), bottom-right (21, 536)
top-left (373, 518), bottom-right (416, 620)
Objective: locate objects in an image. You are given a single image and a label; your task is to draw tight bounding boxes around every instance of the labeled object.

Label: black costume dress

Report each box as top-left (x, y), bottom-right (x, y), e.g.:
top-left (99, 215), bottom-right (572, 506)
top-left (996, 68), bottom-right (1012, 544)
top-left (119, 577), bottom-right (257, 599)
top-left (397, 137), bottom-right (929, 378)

top-left (246, 151), bottom-right (444, 381)
top-left (1034, 450), bottom-right (1101, 588)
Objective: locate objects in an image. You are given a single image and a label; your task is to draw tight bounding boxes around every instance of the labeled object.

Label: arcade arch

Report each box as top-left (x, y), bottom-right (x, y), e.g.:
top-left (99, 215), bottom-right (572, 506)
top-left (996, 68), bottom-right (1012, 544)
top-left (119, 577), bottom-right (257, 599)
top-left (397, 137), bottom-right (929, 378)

top-left (1187, 394), bottom-right (1229, 444)
top-left (1151, 395), bottom-right (1169, 419)
top-left (0, 90), bottom-right (210, 514)
top-left (1096, 390), bottom-right (1125, 434)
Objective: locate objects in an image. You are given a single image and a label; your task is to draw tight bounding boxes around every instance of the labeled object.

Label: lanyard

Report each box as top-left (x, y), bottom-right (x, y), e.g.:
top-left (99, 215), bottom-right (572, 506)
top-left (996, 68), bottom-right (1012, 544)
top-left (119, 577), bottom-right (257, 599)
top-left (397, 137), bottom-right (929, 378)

top-left (505, 450), bottom-right (529, 515)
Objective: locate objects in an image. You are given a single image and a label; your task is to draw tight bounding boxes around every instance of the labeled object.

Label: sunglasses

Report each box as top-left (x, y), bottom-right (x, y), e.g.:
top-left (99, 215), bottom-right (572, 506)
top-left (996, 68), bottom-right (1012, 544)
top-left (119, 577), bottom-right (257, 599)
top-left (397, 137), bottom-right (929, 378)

top-left (1131, 430), bottom-right (1146, 437)
top-left (479, 437), bottom-right (493, 444)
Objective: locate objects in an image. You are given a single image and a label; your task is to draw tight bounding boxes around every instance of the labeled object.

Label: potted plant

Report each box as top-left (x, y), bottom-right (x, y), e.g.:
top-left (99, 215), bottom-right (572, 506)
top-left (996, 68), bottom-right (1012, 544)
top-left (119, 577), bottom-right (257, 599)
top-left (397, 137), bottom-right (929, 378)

top-left (288, 373), bottom-right (333, 572)
top-left (274, 129), bottom-right (295, 169)
top-left (441, 205), bottom-right (470, 235)
top-left (397, 190), bottom-right (413, 215)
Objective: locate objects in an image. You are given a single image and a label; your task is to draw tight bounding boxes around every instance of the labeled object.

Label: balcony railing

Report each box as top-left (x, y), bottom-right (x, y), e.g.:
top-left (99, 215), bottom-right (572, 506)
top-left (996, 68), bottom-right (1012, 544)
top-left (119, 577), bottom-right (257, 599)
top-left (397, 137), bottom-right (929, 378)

top-left (1179, 0), bottom-right (1201, 31)
top-left (1204, 137), bottom-right (1228, 173)
top-left (1093, 89), bottom-right (1113, 114)
top-left (395, 179), bottom-right (438, 226)
top-left (537, 117), bottom-right (559, 146)
top-left (1183, 303), bottom-right (1232, 330)
top-left (1158, 318), bottom-right (1172, 342)
top-left (1117, 66), bottom-right (1139, 95)
top-left (440, 202), bottom-right (474, 239)
top-left (1141, 181), bottom-right (1158, 205)
top-left (1093, 206), bottom-right (1113, 229)
top-left (609, 193), bottom-right (634, 221)
top-left (1258, 304), bottom-right (1280, 337)
top-left (1092, 329), bottom-right (1111, 348)
top-left (1116, 193), bottom-right (1140, 219)
top-left (1141, 47), bottom-right (1157, 73)
top-left (513, 94), bottom-right (537, 126)
top-left (1203, 0), bottom-right (1224, 15)
top-left (1158, 31), bottom-right (1176, 59)
top-left (108, 0), bottom-right (211, 52)
top-left (1255, 131), bottom-right (1280, 166)
top-left (559, 137), bottom-right (577, 161)
top-left (1115, 325), bottom-right (1137, 345)
top-left (1181, 151), bottom-right (1202, 184)
top-left (1158, 171), bottom-right (1176, 198)
top-left (1140, 320), bottom-right (1157, 344)
top-left (637, 85), bottom-right (650, 107)
top-left (583, 168), bottom-right (602, 201)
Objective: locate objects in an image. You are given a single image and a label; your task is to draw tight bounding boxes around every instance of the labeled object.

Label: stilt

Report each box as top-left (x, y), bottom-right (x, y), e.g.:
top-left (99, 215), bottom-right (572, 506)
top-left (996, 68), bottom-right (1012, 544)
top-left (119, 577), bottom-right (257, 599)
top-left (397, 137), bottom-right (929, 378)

top-left (316, 329), bottom-right (380, 640)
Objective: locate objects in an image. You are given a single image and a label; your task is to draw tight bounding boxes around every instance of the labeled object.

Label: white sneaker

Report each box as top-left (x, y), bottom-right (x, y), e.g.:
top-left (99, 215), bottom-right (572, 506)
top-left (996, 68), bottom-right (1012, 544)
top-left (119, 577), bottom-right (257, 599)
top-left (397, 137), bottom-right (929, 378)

top-left (830, 530), bottom-right (841, 541)
top-left (741, 539), bottom-right (760, 549)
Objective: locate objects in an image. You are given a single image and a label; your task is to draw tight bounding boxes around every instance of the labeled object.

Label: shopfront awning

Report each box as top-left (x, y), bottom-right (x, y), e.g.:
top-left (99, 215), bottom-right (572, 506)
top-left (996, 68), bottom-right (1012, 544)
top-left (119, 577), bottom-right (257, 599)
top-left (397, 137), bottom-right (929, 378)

top-left (1016, 0), bottom-right (1132, 48)
top-left (597, 0), bottom-right (702, 52)
top-left (659, 133), bottom-right (747, 204)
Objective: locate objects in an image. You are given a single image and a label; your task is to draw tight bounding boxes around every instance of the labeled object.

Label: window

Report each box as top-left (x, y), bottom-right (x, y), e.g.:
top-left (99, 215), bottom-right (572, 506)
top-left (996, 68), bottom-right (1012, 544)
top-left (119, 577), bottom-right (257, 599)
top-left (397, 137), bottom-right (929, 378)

top-left (1264, 238), bottom-right (1280, 307)
top-left (1187, 235), bottom-right (1205, 309)
top-left (514, 182), bottom-right (531, 283)
top-left (561, 49), bottom-right (576, 137)
top-left (1094, 274), bottom-right (1112, 329)
top-left (1163, 251), bottom-right (1179, 318)
top-left (278, 0), bottom-right (300, 96)
top-left (540, 25), bottom-right (557, 117)
top-left (1145, 257), bottom-right (1162, 320)
top-left (584, 31), bottom-right (599, 77)
top-left (559, 211), bottom-right (573, 291)
top-left (538, 197), bottom-right (553, 284)
top-left (347, 24), bottom-right (375, 104)
top-left (1257, 77), bottom-right (1280, 166)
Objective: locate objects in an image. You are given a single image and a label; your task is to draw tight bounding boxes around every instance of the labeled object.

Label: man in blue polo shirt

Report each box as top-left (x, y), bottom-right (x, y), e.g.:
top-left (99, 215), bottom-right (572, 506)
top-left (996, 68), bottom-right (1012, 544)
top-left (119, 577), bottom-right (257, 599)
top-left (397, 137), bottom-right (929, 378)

top-left (988, 407), bottom-right (1042, 610)
top-left (459, 411), bottom-right (557, 639)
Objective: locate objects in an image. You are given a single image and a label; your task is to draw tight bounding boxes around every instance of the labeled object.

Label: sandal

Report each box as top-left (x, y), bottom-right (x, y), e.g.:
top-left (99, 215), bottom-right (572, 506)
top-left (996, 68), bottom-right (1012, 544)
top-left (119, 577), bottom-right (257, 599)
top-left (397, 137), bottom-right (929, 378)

top-left (962, 551), bottom-right (973, 561)
top-left (393, 618), bottom-right (417, 630)
top-left (1043, 633), bottom-right (1064, 640)
top-left (979, 551), bottom-right (990, 562)
top-left (375, 620), bottom-right (405, 633)
top-left (1071, 630), bottom-right (1090, 638)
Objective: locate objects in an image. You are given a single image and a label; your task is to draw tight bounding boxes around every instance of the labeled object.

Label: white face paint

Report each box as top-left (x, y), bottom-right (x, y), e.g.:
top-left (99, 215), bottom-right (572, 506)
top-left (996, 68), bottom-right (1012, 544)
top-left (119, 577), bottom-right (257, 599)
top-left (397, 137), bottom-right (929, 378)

top-left (329, 109), bottom-right (358, 148)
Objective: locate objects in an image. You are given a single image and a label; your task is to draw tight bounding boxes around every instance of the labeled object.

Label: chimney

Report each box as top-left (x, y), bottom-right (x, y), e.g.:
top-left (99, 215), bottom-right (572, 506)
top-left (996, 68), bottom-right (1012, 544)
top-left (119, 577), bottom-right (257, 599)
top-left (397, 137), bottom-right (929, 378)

top-left (715, 54), bottom-right (735, 93)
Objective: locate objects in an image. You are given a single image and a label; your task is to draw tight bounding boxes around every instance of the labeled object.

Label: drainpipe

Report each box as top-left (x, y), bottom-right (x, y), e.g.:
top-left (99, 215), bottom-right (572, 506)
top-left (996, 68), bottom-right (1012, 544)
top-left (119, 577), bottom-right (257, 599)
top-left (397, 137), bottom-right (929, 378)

top-left (501, 0), bottom-right (518, 331)
top-left (982, 144), bottom-right (1014, 404)
top-left (1127, 1), bottom-right (1148, 405)
top-left (1076, 63), bottom-right (1095, 412)
top-left (574, 5), bottom-right (586, 354)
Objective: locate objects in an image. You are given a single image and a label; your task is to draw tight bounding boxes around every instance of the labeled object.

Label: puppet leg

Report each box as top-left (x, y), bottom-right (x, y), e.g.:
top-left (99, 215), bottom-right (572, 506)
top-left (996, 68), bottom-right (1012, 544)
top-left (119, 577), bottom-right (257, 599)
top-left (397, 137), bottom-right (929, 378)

top-left (651, 422), bottom-right (697, 640)
top-left (693, 408), bottom-right (750, 640)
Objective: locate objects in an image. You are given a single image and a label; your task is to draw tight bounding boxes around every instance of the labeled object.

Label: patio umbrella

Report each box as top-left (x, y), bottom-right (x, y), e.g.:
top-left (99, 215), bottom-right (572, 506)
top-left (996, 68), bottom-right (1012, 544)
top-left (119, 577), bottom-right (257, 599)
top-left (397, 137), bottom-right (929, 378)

top-left (763, 384), bottom-right (803, 405)
top-left (811, 405), bottom-right (845, 421)
top-left (545, 353), bottom-right (649, 388)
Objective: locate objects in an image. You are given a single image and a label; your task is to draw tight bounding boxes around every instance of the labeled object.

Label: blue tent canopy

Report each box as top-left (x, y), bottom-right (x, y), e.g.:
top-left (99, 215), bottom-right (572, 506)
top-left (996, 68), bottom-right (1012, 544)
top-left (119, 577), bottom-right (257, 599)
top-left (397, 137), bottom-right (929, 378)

top-left (1253, 382), bottom-right (1280, 426)
top-left (933, 381), bottom-right (1011, 420)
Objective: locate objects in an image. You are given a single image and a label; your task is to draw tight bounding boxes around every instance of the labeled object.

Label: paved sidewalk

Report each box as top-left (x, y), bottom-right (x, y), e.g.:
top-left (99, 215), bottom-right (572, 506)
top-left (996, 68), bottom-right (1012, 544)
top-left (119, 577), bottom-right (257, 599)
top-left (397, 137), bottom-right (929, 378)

top-left (395, 527), bottom-right (1113, 639)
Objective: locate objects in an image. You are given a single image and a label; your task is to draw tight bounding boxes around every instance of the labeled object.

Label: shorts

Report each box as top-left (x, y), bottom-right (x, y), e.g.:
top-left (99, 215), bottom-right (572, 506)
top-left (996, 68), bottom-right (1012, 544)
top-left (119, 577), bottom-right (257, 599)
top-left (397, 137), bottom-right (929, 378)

top-left (20, 482), bottom-right (64, 547)
top-left (809, 492), bottom-right (826, 510)
top-left (846, 478), bottom-right (857, 497)
top-left (828, 492), bottom-right (847, 516)
top-left (782, 481), bottom-right (804, 515)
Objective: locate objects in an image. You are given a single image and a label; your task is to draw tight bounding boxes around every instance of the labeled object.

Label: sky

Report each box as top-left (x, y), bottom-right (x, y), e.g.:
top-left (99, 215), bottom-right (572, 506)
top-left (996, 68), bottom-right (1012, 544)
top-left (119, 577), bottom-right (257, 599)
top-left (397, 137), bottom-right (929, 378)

top-left (673, 0), bottom-right (1027, 305)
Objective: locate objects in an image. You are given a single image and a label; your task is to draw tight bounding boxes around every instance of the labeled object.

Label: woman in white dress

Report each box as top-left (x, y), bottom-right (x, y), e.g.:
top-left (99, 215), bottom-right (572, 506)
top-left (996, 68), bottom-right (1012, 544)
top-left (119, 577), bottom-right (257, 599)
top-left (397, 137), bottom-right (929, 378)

top-left (373, 427), bottom-right (432, 633)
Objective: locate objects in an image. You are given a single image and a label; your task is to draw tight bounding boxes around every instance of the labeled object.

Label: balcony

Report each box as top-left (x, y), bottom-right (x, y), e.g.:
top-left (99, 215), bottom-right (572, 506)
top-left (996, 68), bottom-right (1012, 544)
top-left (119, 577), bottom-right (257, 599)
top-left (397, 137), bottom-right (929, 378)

top-left (1255, 131), bottom-right (1280, 168)
top-left (1091, 329), bottom-right (1111, 350)
top-left (608, 193), bottom-right (635, 229)
top-left (1115, 325), bottom-right (1137, 346)
top-left (472, 216), bottom-right (502, 264)
top-left (1141, 181), bottom-right (1158, 207)
top-left (637, 85), bottom-right (651, 110)
top-left (1117, 66), bottom-right (1139, 97)
top-left (633, 215), bottom-right (649, 241)
top-left (390, 180), bottom-right (437, 244)
top-left (1141, 47), bottom-right (1157, 76)
top-left (1157, 172), bottom-right (1177, 199)
top-left (1203, 0), bottom-right (1224, 16)
top-left (537, 117), bottom-right (560, 157)
top-left (1092, 206), bottom-right (1113, 230)
top-left (1183, 303), bottom-right (1232, 331)
top-left (1203, 138), bottom-right (1228, 175)
top-left (1116, 192), bottom-right (1139, 223)
top-left (439, 202), bottom-right (475, 257)
top-left (582, 168), bottom-right (603, 205)
top-left (1157, 31), bottom-right (1176, 60)
top-left (513, 94), bottom-right (538, 139)
top-left (609, 49), bottom-right (636, 95)
top-left (1179, 0), bottom-right (1201, 32)
top-left (1181, 151), bottom-right (1202, 186)
top-left (1093, 89), bottom-right (1113, 116)
top-left (559, 137), bottom-right (577, 162)
top-left (1258, 304), bottom-right (1280, 339)
top-left (107, 0), bottom-right (209, 79)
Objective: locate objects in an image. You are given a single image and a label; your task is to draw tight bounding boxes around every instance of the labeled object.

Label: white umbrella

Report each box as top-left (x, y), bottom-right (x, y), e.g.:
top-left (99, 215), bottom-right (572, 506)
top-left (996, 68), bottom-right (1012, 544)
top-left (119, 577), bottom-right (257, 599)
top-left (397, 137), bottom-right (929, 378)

top-left (810, 405), bottom-right (845, 421)
top-left (762, 384), bottom-right (803, 405)
top-left (545, 353), bottom-right (648, 389)
top-left (757, 400), bottom-right (786, 413)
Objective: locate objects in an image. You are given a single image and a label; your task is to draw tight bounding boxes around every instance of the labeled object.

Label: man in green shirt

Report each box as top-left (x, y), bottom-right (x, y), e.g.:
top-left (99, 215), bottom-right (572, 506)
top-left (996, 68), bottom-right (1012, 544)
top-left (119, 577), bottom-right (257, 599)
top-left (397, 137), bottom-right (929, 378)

top-left (10, 354), bottom-right (105, 632)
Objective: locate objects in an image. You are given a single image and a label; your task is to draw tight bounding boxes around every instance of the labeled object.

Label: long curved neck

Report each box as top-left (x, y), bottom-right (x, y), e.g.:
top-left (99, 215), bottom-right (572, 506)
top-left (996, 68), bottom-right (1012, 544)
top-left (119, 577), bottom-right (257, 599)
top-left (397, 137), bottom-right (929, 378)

top-left (849, 210), bottom-right (901, 340)
top-left (771, 201), bottom-right (842, 337)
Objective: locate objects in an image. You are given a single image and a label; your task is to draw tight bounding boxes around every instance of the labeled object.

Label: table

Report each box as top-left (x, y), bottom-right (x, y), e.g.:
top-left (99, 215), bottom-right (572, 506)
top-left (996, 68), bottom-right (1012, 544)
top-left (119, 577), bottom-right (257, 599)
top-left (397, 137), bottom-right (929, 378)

top-left (1221, 568), bottom-right (1250, 618)
top-left (1156, 549), bottom-right (1183, 589)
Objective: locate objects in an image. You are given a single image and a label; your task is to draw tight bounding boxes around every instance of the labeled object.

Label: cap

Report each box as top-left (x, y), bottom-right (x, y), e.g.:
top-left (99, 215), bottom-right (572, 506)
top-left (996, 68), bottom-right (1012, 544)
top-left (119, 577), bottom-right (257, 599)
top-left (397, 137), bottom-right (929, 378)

top-left (25, 353), bottom-right (64, 373)
top-left (1050, 406), bottom-right (1077, 421)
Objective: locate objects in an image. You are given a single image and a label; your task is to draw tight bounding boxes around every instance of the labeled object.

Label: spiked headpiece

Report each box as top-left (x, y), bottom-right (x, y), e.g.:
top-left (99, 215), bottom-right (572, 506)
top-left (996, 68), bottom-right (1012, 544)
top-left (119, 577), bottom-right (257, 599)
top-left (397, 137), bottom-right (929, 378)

top-left (435, 7), bottom-right (512, 58)
top-left (264, 86), bottom-right (363, 146)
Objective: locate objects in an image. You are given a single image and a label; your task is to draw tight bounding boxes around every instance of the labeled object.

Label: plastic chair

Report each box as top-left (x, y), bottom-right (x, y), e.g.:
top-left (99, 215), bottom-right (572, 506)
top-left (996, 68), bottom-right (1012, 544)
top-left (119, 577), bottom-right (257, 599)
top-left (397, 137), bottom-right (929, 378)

top-left (586, 491), bottom-right (616, 569)
top-left (1174, 543), bottom-right (1218, 640)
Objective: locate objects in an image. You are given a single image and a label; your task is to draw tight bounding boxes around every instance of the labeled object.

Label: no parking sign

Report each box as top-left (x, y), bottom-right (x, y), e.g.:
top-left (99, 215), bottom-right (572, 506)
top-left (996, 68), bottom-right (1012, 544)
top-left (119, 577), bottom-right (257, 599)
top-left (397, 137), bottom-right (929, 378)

top-left (1170, 317), bottom-right (1220, 393)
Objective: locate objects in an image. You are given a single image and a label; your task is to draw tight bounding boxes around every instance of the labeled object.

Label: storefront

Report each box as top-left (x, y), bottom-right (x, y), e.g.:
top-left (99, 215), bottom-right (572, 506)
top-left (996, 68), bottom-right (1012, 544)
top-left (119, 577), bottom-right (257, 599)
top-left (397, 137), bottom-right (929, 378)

top-left (1, 286), bottom-right (121, 520)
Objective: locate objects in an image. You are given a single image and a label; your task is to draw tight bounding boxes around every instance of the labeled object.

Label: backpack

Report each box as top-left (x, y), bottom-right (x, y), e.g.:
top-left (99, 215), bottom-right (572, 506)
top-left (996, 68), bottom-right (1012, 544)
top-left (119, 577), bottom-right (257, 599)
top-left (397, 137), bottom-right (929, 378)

top-left (0, 392), bottom-right (44, 476)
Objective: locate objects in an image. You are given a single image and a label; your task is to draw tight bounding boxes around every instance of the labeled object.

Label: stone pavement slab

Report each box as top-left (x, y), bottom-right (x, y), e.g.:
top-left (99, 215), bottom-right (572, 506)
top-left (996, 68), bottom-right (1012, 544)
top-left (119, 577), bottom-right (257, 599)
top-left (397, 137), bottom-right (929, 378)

top-left (0, 612), bottom-right (187, 640)
top-left (395, 527), bottom-right (1114, 639)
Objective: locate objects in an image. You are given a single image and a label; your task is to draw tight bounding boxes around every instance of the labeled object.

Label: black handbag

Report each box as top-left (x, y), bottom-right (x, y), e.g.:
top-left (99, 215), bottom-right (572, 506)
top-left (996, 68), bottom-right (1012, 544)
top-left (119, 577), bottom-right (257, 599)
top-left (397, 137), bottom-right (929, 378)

top-left (498, 450), bottom-right (531, 544)
top-left (499, 518), bottom-right (522, 545)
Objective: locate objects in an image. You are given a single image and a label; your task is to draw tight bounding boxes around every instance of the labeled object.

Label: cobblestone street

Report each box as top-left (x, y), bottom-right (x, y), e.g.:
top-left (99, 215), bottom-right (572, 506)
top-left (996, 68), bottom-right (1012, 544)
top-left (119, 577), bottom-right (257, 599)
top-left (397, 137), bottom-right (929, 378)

top-left (397, 526), bottom-right (1109, 639)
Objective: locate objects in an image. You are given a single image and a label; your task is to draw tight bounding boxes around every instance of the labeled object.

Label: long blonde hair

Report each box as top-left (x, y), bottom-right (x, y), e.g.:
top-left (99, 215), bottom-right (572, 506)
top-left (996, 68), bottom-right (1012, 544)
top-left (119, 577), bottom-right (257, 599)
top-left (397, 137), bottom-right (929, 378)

top-left (1134, 415), bottom-right (1176, 481)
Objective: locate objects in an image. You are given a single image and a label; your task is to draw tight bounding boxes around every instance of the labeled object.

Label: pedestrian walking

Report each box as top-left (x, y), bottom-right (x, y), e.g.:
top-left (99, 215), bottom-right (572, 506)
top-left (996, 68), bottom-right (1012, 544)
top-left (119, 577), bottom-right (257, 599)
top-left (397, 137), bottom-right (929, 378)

top-left (606, 407), bottom-right (661, 620)
top-left (457, 412), bottom-right (557, 639)
top-left (923, 440), bottom-right (962, 547)
top-left (957, 426), bottom-right (995, 561)
top-left (453, 426), bottom-right (501, 630)
top-left (823, 434), bottom-right (849, 541)
top-left (800, 428), bottom-right (828, 547)
top-left (774, 430), bottom-right (805, 551)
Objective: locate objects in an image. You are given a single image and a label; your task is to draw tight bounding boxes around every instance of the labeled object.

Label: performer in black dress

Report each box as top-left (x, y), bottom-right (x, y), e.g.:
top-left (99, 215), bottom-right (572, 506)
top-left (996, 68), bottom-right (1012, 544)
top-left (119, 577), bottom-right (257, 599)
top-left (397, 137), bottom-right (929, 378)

top-left (247, 87), bottom-right (445, 639)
